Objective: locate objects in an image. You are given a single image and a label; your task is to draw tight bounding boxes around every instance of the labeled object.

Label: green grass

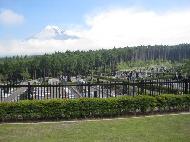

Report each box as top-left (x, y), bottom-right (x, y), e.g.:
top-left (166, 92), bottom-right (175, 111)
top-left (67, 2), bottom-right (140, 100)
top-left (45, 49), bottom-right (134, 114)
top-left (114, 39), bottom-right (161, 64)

top-left (0, 114), bottom-right (190, 142)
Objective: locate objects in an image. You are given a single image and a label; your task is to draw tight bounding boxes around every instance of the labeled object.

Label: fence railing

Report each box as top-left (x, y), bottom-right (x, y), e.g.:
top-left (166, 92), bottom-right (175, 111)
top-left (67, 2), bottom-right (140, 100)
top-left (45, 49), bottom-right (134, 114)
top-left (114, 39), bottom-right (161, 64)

top-left (0, 79), bottom-right (190, 102)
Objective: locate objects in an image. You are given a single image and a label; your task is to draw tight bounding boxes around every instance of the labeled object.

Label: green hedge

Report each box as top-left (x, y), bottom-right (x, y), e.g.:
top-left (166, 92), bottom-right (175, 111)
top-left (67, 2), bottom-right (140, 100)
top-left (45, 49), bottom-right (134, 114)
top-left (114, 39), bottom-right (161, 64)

top-left (0, 94), bottom-right (190, 122)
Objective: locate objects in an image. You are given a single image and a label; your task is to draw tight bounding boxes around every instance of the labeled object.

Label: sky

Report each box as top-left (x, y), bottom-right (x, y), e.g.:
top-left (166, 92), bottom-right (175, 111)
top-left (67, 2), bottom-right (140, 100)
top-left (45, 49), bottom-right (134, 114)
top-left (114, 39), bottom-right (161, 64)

top-left (0, 0), bottom-right (190, 56)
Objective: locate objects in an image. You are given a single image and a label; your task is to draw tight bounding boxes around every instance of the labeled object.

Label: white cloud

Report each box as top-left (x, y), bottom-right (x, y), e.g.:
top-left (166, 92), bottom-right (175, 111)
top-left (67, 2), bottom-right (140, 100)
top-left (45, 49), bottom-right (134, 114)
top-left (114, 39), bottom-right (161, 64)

top-left (81, 8), bottom-right (190, 46)
top-left (0, 7), bottom-right (190, 56)
top-left (0, 9), bottom-right (24, 25)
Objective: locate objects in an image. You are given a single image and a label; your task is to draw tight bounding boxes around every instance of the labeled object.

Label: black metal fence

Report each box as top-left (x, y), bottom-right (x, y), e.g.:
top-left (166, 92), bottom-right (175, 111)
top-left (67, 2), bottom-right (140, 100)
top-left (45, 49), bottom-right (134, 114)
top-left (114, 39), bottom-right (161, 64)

top-left (0, 79), bottom-right (190, 102)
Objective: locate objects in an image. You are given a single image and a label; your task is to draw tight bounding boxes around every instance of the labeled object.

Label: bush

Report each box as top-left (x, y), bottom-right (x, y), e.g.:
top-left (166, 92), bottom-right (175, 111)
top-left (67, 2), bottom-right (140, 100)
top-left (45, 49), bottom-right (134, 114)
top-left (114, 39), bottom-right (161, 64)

top-left (0, 94), bottom-right (189, 122)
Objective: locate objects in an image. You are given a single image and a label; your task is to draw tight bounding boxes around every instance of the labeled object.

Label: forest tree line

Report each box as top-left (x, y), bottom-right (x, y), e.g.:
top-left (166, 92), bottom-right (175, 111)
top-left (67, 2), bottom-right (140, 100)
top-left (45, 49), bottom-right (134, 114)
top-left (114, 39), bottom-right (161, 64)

top-left (0, 44), bottom-right (190, 82)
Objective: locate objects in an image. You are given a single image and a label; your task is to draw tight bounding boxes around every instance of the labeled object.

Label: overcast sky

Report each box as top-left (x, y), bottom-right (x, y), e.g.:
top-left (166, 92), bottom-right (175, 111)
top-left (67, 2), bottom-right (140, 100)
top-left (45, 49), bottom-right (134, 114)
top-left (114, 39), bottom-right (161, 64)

top-left (0, 0), bottom-right (190, 56)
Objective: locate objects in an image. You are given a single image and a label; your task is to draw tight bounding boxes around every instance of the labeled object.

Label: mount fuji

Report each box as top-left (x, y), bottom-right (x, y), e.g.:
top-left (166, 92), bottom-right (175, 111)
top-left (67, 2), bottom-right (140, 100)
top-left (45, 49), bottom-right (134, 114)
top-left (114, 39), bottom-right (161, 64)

top-left (29, 25), bottom-right (78, 40)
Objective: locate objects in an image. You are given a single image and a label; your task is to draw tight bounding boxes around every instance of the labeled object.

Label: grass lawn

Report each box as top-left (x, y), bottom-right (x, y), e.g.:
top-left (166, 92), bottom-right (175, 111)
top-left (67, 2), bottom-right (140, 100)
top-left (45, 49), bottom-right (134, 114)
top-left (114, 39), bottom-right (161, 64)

top-left (0, 114), bottom-right (190, 142)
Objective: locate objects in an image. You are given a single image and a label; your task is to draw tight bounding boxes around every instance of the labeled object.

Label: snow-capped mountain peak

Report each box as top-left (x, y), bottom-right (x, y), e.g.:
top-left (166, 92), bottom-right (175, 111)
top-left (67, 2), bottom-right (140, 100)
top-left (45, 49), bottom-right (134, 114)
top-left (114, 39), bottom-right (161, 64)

top-left (29, 25), bottom-right (78, 40)
top-left (43, 25), bottom-right (64, 35)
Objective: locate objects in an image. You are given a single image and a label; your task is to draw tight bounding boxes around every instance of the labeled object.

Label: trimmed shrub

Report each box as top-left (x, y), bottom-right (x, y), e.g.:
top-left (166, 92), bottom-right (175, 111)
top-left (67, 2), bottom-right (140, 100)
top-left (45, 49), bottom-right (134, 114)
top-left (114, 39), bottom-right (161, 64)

top-left (0, 94), bottom-right (189, 122)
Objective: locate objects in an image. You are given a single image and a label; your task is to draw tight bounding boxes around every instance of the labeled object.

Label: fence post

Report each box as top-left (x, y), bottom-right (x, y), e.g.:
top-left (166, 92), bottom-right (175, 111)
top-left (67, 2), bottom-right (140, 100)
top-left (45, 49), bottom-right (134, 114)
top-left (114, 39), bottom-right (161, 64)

top-left (132, 80), bottom-right (135, 96)
top-left (88, 83), bottom-right (91, 98)
top-left (110, 81), bottom-right (112, 97)
top-left (140, 80), bottom-right (144, 95)
top-left (84, 82), bottom-right (87, 97)
top-left (122, 81), bottom-right (125, 95)
top-left (94, 91), bottom-right (97, 98)
top-left (188, 79), bottom-right (190, 94)
top-left (28, 82), bottom-right (31, 100)
top-left (0, 86), bottom-right (2, 102)
top-left (184, 79), bottom-right (188, 94)
top-left (114, 81), bottom-right (116, 97)
top-left (106, 81), bottom-right (109, 98)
